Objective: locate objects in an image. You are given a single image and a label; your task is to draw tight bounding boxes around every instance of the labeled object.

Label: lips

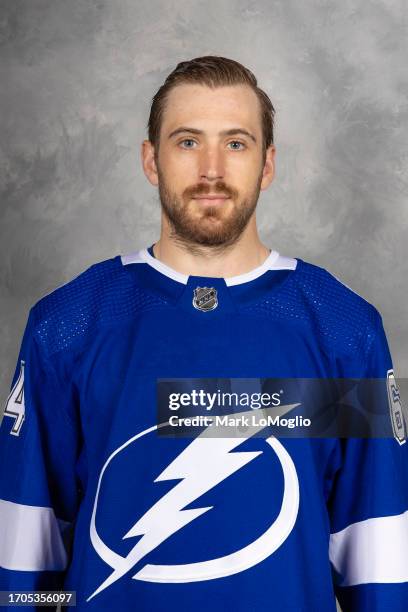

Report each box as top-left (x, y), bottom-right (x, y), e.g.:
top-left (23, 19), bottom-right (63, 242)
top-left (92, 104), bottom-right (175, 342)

top-left (192, 195), bottom-right (230, 205)
top-left (192, 196), bottom-right (230, 207)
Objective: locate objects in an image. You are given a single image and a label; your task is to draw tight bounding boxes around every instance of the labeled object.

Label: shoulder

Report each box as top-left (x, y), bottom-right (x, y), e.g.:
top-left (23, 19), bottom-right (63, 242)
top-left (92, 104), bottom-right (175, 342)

top-left (294, 258), bottom-right (378, 312)
top-left (294, 258), bottom-right (381, 355)
top-left (28, 255), bottom-right (154, 357)
top-left (263, 256), bottom-right (382, 361)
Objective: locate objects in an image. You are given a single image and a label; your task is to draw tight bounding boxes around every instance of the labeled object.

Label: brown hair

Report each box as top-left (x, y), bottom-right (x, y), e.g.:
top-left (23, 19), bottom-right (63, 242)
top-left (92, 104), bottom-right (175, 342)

top-left (147, 55), bottom-right (275, 163)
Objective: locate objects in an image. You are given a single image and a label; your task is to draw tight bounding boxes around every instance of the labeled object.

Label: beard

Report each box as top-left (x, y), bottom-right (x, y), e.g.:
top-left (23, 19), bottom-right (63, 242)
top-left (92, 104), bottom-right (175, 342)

top-left (156, 165), bottom-right (264, 249)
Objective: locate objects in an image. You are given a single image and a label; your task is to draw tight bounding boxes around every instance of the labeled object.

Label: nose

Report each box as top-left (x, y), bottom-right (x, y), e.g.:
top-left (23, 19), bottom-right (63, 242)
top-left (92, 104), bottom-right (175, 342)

top-left (199, 146), bottom-right (225, 181)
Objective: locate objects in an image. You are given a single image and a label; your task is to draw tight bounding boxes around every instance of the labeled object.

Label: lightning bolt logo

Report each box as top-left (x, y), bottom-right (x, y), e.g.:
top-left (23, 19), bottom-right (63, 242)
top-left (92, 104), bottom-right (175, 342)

top-left (87, 404), bottom-right (300, 601)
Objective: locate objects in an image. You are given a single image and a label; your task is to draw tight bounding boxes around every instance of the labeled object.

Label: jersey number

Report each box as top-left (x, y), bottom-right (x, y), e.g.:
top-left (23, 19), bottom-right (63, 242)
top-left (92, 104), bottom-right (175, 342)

top-left (3, 360), bottom-right (26, 436)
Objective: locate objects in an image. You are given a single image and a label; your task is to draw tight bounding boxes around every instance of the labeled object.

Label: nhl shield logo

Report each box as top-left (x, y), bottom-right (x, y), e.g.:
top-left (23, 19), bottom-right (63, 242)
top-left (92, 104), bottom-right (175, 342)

top-left (192, 286), bottom-right (218, 312)
top-left (387, 369), bottom-right (407, 445)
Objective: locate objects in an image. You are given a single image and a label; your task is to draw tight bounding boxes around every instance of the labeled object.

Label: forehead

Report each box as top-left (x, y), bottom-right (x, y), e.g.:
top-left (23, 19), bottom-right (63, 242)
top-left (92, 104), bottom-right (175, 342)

top-left (161, 83), bottom-right (262, 134)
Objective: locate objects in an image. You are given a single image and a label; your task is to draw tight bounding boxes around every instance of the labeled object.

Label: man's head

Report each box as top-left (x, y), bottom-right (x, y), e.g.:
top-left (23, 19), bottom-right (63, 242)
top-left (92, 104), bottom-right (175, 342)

top-left (142, 56), bottom-right (276, 249)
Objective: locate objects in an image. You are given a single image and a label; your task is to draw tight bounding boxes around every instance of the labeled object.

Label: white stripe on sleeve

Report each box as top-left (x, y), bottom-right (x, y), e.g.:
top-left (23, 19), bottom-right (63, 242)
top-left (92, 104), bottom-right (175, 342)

top-left (0, 498), bottom-right (68, 571)
top-left (329, 509), bottom-right (408, 585)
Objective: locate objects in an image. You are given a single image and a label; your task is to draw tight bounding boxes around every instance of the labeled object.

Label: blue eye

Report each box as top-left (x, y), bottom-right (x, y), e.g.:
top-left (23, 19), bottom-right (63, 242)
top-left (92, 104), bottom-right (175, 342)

top-left (228, 141), bottom-right (246, 150)
top-left (179, 139), bottom-right (196, 148)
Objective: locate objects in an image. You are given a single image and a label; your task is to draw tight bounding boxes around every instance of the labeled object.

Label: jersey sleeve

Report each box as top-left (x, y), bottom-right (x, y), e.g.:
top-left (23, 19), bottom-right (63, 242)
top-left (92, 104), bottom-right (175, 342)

top-left (0, 307), bottom-right (82, 607)
top-left (328, 313), bottom-right (408, 611)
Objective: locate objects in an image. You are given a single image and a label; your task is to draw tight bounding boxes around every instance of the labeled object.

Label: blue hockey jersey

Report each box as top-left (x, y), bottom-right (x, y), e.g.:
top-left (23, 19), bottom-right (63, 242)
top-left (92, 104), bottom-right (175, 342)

top-left (1, 245), bottom-right (407, 611)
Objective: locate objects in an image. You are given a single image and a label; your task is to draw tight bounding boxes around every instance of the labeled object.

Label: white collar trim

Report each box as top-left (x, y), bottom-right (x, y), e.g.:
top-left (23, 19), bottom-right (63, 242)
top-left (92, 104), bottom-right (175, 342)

top-left (121, 248), bottom-right (297, 286)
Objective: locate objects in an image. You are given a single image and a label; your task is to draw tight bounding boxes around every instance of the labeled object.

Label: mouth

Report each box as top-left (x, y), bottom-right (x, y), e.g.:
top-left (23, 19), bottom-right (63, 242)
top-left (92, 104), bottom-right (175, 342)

top-left (192, 196), bottom-right (230, 205)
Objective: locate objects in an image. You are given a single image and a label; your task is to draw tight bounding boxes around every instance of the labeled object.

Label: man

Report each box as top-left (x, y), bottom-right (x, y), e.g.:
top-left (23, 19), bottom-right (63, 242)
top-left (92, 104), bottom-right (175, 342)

top-left (0, 55), bottom-right (407, 611)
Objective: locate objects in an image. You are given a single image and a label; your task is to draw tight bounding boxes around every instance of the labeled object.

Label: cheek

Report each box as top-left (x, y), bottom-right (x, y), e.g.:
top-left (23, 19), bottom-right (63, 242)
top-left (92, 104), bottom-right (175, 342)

top-left (159, 162), bottom-right (196, 197)
top-left (225, 156), bottom-right (262, 185)
top-left (162, 150), bottom-right (198, 180)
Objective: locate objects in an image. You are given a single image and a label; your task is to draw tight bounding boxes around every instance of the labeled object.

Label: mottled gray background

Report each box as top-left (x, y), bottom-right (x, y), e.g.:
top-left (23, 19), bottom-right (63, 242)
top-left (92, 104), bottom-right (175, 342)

top-left (0, 1), bottom-right (407, 608)
top-left (1, 0), bottom-right (407, 397)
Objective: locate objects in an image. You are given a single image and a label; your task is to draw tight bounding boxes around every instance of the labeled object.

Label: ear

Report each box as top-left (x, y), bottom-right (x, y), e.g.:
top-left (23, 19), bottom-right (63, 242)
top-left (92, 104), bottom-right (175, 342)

top-left (260, 145), bottom-right (276, 191)
top-left (141, 140), bottom-right (159, 187)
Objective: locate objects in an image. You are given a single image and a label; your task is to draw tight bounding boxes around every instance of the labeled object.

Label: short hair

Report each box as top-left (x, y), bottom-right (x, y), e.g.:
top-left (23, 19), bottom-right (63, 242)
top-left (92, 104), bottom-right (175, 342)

top-left (147, 55), bottom-right (275, 162)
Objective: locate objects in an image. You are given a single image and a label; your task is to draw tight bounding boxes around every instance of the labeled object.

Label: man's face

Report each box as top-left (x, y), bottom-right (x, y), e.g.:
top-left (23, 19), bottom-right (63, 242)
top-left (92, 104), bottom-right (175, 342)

top-left (150, 83), bottom-right (274, 247)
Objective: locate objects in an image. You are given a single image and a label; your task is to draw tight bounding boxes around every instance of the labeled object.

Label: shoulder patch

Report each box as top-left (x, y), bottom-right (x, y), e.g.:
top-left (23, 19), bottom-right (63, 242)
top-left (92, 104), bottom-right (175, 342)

top-left (387, 369), bottom-right (407, 445)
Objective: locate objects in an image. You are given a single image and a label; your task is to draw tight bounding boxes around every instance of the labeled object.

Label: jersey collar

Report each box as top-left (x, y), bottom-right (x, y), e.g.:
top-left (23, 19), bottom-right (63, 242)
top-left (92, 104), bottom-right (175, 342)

top-left (121, 247), bottom-right (296, 286)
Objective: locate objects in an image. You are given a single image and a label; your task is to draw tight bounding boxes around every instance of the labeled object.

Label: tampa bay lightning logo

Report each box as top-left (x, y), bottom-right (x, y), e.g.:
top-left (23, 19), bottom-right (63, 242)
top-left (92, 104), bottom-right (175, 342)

top-left (86, 415), bottom-right (299, 602)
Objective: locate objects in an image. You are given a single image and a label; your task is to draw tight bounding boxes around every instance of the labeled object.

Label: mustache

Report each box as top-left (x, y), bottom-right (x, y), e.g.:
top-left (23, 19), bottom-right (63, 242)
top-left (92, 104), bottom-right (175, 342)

top-left (185, 183), bottom-right (236, 199)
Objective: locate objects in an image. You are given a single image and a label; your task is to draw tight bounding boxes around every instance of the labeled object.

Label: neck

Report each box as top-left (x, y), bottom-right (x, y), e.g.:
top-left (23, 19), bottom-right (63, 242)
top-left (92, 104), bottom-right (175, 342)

top-left (152, 227), bottom-right (271, 279)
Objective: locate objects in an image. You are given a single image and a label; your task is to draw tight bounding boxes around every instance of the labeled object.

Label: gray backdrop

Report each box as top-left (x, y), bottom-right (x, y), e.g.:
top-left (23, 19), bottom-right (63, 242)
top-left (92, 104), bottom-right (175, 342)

top-left (0, 2), bottom-right (406, 610)
top-left (1, 1), bottom-right (407, 394)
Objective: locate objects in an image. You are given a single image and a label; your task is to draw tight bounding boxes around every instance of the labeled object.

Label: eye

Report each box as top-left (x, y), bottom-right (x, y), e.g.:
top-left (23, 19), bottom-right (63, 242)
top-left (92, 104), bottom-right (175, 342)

top-left (179, 139), bottom-right (197, 149)
top-left (228, 141), bottom-right (246, 150)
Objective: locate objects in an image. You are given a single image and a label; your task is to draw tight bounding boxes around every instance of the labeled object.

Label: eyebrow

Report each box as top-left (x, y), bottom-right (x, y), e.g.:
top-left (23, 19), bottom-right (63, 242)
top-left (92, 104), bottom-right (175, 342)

top-left (168, 127), bottom-right (257, 144)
